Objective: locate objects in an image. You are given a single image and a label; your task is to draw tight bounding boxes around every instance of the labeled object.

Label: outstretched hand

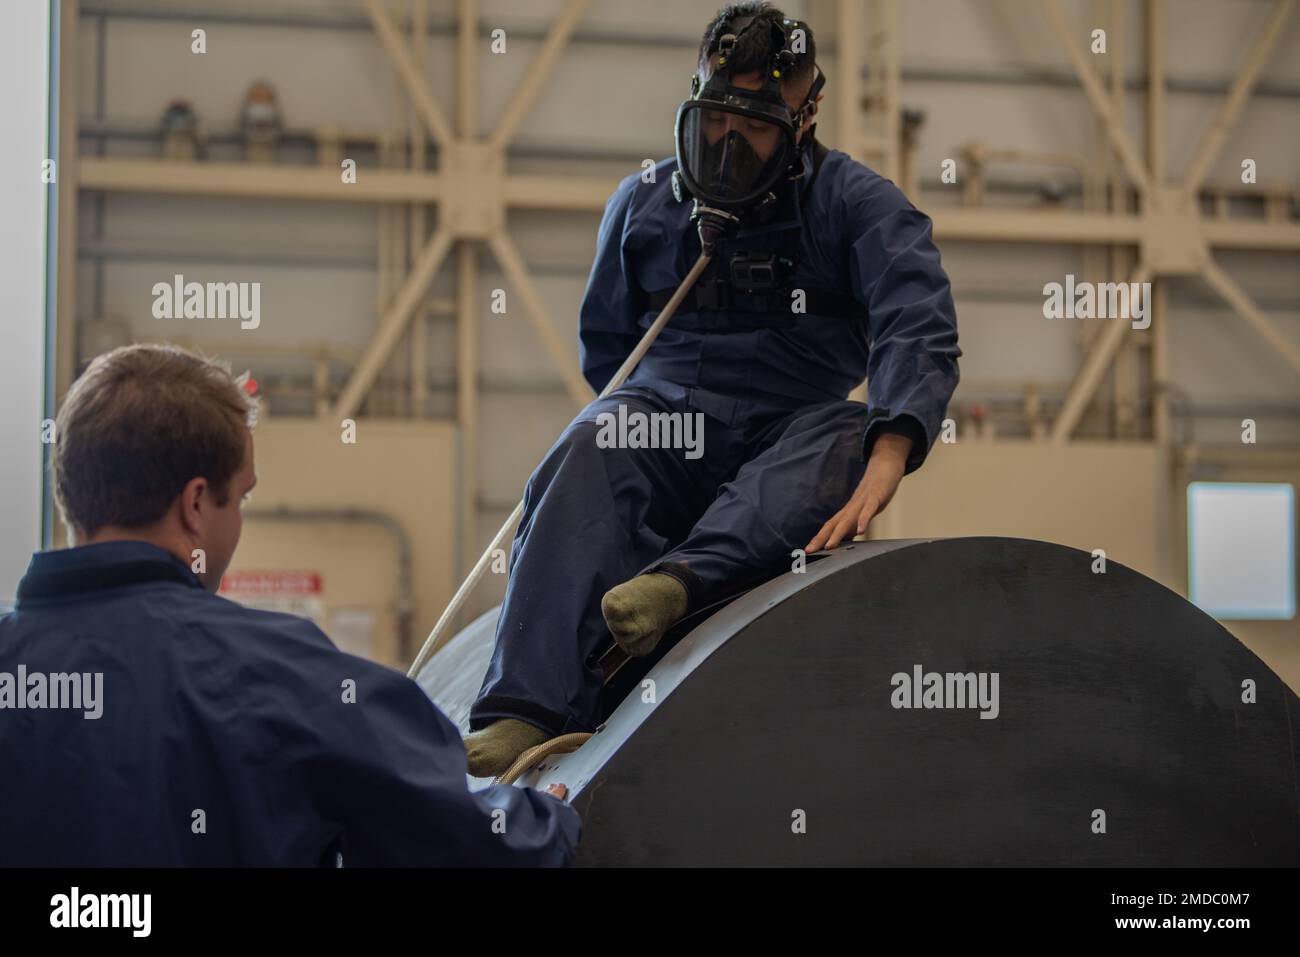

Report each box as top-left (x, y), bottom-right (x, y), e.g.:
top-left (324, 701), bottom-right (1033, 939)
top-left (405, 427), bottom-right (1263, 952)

top-left (804, 432), bottom-right (912, 553)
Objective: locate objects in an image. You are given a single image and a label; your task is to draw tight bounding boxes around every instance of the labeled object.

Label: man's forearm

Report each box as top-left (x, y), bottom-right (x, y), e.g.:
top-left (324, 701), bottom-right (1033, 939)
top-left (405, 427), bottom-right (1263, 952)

top-left (870, 430), bottom-right (913, 469)
top-left (805, 428), bottom-right (913, 552)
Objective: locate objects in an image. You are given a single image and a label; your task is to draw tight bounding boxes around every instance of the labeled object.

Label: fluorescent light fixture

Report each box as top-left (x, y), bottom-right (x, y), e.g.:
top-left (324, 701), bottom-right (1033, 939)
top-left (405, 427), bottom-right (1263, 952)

top-left (1188, 482), bottom-right (1296, 620)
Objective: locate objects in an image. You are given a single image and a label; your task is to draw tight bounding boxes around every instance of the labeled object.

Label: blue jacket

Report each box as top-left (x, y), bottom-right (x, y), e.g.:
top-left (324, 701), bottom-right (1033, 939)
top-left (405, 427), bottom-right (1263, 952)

top-left (0, 541), bottom-right (580, 866)
top-left (579, 144), bottom-right (960, 472)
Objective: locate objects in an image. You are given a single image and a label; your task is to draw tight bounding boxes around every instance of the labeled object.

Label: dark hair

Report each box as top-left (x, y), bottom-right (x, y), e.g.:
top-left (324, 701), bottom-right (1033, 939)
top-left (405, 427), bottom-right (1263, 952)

top-left (696, 2), bottom-right (817, 89)
top-left (54, 343), bottom-right (257, 537)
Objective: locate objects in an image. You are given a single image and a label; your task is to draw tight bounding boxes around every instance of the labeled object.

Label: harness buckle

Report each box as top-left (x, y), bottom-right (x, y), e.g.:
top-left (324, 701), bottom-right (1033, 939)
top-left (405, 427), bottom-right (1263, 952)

top-left (694, 279), bottom-right (732, 311)
top-left (730, 249), bottom-right (793, 295)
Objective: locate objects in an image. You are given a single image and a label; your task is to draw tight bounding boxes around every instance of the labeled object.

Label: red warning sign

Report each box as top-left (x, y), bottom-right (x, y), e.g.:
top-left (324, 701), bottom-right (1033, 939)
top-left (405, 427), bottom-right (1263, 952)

top-left (220, 570), bottom-right (323, 621)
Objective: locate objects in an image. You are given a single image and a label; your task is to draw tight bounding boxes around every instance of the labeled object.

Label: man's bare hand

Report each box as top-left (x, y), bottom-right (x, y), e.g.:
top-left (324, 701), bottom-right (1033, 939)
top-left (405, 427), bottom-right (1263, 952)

top-left (544, 783), bottom-right (569, 801)
top-left (805, 431), bottom-right (912, 552)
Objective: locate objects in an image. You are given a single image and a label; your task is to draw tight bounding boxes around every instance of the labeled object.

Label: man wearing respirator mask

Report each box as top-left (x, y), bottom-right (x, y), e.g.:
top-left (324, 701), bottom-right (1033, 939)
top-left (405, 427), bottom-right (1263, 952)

top-left (465, 2), bottom-right (961, 776)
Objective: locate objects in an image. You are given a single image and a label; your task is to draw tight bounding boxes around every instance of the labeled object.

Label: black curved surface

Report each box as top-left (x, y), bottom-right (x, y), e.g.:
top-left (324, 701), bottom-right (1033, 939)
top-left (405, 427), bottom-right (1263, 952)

top-left (421, 537), bottom-right (1300, 865)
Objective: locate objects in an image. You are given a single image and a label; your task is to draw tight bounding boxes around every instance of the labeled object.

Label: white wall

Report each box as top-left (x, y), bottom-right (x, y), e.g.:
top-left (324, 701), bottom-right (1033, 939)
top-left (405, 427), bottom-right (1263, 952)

top-left (0, 0), bottom-right (53, 602)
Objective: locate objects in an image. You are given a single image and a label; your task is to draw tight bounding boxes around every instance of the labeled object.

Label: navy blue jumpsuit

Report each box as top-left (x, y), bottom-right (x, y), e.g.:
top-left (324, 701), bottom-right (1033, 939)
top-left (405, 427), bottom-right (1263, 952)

top-left (0, 541), bottom-right (579, 866)
top-left (471, 143), bottom-right (960, 738)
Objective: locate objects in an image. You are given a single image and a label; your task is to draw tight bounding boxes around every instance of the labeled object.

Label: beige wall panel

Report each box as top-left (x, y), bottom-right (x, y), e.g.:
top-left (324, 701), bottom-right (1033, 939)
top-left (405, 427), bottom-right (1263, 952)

top-left (887, 439), bottom-right (1167, 582)
top-left (240, 417), bottom-right (456, 668)
top-left (229, 521), bottom-right (399, 662)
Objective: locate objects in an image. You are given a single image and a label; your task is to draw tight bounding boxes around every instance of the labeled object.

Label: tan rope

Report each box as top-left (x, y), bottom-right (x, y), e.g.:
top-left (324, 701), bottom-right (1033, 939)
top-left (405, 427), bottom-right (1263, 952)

top-left (495, 732), bottom-right (594, 785)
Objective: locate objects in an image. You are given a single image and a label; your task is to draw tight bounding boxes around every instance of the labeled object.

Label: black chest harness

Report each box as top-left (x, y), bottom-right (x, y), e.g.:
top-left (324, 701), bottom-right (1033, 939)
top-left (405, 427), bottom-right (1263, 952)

top-left (648, 140), bottom-right (865, 332)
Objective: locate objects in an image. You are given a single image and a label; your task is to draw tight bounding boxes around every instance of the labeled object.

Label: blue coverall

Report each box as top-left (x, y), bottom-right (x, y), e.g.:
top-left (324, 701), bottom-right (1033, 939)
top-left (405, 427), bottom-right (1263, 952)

top-left (471, 143), bottom-right (960, 738)
top-left (0, 541), bottom-right (579, 866)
